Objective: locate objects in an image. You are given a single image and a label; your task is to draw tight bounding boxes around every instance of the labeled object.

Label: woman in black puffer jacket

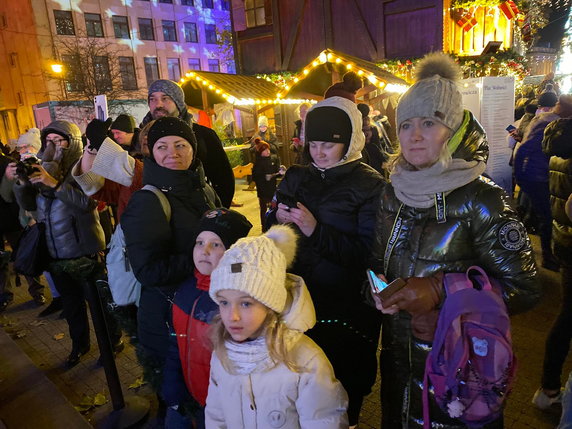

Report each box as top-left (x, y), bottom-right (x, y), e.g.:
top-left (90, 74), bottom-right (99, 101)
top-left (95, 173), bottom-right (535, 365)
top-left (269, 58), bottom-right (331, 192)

top-left (371, 53), bottom-right (540, 428)
top-left (120, 117), bottom-right (215, 392)
top-left (267, 95), bottom-right (385, 428)
top-left (13, 120), bottom-right (117, 368)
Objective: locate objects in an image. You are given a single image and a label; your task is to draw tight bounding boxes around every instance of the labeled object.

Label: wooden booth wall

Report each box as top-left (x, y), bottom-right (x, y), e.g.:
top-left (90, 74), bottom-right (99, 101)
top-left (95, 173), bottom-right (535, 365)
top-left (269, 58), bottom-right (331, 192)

top-left (231, 0), bottom-right (444, 74)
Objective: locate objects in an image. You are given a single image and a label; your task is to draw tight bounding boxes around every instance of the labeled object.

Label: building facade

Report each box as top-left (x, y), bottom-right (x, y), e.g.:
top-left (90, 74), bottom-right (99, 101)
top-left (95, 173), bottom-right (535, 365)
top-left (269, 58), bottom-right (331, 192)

top-left (0, 0), bottom-right (233, 142)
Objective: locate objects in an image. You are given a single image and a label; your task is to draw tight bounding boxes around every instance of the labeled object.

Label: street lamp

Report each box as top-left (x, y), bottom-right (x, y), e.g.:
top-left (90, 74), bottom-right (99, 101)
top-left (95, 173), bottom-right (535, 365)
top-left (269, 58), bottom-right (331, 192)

top-left (51, 63), bottom-right (63, 74)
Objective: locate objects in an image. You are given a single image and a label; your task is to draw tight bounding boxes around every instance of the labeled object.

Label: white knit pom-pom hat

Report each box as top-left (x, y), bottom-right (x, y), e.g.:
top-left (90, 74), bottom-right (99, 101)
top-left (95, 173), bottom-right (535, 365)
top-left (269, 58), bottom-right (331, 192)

top-left (209, 225), bottom-right (298, 313)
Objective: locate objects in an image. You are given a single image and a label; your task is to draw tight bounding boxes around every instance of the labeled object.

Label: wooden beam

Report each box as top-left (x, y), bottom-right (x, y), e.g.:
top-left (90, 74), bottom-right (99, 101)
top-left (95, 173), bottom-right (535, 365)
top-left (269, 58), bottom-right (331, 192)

top-left (281, 0), bottom-right (307, 70)
top-left (272, 0), bottom-right (282, 68)
top-left (324, 0), bottom-right (333, 49)
top-left (201, 88), bottom-right (209, 110)
top-left (350, 0), bottom-right (378, 59)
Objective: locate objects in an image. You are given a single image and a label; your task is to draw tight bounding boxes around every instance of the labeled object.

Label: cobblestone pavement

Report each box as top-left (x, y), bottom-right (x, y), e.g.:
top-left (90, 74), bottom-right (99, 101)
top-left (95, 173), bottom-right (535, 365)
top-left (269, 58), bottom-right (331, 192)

top-left (1, 179), bottom-right (570, 428)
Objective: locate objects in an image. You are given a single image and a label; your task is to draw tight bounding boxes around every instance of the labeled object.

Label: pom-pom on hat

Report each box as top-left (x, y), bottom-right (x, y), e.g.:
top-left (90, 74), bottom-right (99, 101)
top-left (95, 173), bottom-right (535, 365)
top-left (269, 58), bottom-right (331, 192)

top-left (210, 225), bottom-right (298, 313)
top-left (111, 114), bottom-right (136, 133)
top-left (254, 138), bottom-right (270, 155)
top-left (148, 79), bottom-right (186, 114)
top-left (196, 208), bottom-right (252, 250)
top-left (258, 115), bottom-right (269, 127)
top-left (147, 117), bottom-right (197, 161)
top-left (17, 128), bottom-right (42, 152)
top-left (324, 71), bottom-right (363, 103)
top-left (396, 52), bottom-right (464, 132)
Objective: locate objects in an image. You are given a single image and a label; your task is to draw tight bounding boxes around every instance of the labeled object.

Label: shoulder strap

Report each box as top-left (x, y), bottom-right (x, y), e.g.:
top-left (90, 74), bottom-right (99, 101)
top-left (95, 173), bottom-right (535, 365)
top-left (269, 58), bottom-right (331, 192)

top-left (444, 265), bottom-right (492, 295)
top-left (141, 184), bottom-right (172, 222)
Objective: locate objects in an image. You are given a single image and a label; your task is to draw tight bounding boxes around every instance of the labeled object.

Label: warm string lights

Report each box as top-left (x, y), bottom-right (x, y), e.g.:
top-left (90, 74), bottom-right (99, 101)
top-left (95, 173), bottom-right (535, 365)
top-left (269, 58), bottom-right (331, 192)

top-left (179, 71), bottom-right (316, 106)
top-left (260, 50), bottom-right (409, 95)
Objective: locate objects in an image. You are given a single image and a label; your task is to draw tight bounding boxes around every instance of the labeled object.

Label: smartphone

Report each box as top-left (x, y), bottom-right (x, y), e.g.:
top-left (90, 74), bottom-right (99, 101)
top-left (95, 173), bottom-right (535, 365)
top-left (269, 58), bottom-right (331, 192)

top-left (366, 269), bottom-right (407, 302)
top-left (505, 124), bottom-right (516, 133)
top-left (276, 189), bottom-right (297, 209)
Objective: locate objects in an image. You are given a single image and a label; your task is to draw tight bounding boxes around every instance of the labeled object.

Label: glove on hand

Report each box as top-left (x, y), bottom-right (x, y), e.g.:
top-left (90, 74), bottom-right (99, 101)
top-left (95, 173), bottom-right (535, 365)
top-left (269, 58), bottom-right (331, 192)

top-left (383, 272), bottom-right (444, 315)
top-left (86, 118), bottom-right (112, 151)
top-left (411, 310), bottom-right (440, 342)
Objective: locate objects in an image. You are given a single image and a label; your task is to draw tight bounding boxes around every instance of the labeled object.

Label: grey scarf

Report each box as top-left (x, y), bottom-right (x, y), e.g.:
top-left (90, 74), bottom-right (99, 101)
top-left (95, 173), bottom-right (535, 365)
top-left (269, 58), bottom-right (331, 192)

top-left (390, 157), bottom-right (486, 208)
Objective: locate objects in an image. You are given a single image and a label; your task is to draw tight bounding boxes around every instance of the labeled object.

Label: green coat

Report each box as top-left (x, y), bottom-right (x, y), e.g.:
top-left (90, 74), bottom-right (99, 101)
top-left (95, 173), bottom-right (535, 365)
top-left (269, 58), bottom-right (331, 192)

top-left (372, 113), bottom-right (540, 428)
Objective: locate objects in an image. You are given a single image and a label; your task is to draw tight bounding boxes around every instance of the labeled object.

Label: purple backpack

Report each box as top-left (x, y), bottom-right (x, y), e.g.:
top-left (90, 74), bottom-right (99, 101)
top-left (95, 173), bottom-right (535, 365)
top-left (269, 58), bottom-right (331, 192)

top-left (422, 266), bottom-right (517, 428)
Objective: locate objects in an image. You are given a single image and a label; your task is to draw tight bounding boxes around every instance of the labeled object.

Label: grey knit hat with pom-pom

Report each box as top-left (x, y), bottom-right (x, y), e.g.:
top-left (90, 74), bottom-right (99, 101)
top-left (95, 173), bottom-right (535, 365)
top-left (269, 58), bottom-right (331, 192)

top-left (396, 52), bottom-right (464, 132)
top-left (209, 225), bottom-right (298, 313)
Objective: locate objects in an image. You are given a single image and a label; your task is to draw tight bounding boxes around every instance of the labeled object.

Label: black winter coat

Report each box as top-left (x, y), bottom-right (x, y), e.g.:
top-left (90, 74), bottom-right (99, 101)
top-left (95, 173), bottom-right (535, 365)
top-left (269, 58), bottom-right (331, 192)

top-left (121, 158), bottom-right (214, 358)
top-left (543, 118), bottom-right (572, 262)
top-left (372, 114), bottom-right (540, 428)
top-left (252, 154), bottom-right (279, 200)
top-left (0, 153), bottom-right (22, 234)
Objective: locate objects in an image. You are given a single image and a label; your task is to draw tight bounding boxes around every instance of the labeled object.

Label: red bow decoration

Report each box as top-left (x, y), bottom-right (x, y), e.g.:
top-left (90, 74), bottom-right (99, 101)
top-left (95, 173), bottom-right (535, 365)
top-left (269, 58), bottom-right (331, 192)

top-left (499, 0), bottom-right (519, 20)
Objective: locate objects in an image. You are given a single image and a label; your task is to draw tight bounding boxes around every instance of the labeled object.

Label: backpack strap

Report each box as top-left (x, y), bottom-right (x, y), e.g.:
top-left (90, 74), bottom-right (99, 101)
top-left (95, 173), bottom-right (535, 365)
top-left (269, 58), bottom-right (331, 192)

top-left (444, 265), bottom-right (492, 295)
top-left (141, 184), bottom-right (171, 222)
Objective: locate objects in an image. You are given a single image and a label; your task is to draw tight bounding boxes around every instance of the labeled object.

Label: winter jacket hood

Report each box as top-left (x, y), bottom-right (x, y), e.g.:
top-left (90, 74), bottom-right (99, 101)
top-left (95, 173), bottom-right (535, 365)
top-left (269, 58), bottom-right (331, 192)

top-left (305, 96), bottom-right (364, 169)
top-left (281, 274), bottom-right (316, 334)
top-left (39, 121), bottom-right (83, 177)
top-left (447, 110), bottom-right (489, 163)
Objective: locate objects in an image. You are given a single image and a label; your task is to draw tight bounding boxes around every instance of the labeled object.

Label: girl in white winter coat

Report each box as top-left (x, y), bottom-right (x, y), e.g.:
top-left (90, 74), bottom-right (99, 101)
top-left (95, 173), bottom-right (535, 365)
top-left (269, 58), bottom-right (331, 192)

top-left (205, 225), bottom-right (348, 429)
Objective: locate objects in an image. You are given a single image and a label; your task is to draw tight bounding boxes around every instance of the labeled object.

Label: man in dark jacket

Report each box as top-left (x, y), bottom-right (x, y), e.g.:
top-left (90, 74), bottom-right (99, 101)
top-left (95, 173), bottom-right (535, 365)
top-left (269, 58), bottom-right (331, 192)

top-left (110, 114), bottom-right (141, 156)
top-left (533, 118), bottom-right (572, 409)
top-left (140, 79), bottom-right (234, 208)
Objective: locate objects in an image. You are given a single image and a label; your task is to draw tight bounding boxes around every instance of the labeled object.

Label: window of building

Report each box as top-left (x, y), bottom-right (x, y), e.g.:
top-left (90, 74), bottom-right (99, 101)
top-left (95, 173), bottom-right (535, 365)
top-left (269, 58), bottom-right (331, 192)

top-left (202, 0), bottom-right (214, 8)
top-left (221, 0), bottom-right (231, 11)
top-left (227, 61), bottom-right (236, 74)
top-left (119, 57), bottom-right (138, 90)
top-left (205, 24), bottom-right (217, 44)
top-left (94, 56), bottom-right (112, 92)
top-left (184, 22), bottom-right (198, 43)
top-left (85, 13), bottom-right (104, 37)
top-left (162, 20), bottom-right (177, 42)
top-left (245, 0), bottom-right (266, 28)
top-left (181, 0), bottom-right (194, 5)
top-left (112, 16), bottom-right (130, 39)
top-left (144, 57), bottom-right (160, 86)
top-left (159, 0), bottom-right (173, 2)
top-left (61, 54), bottom-right (82, 91)
top-left (138, 18), bottom-right (154, 40)
top-left (167, 58), bottom-right (181, 81)
top-left (54, 10), bottom-right (75, 35)
top-left (188, 58), bottom-right (201, 71)
top-left (208, 59), bottom-right (220, 72)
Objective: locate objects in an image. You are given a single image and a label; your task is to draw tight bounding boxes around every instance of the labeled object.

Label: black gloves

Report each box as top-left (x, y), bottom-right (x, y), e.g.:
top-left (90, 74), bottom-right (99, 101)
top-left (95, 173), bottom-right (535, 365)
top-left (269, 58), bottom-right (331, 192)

top-left (85, 118), bottom-right (112, 151)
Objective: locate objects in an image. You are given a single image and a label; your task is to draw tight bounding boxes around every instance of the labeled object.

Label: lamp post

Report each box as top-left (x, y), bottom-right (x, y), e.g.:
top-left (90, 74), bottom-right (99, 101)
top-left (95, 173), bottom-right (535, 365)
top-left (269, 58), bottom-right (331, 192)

top-left (50, 62), bottom-right (66, 99)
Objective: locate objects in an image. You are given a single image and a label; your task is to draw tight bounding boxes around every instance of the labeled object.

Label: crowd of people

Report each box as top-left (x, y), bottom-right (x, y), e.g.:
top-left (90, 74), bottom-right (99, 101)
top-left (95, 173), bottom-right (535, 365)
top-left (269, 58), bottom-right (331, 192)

top-left (0, 53), bottom-right (570, 429)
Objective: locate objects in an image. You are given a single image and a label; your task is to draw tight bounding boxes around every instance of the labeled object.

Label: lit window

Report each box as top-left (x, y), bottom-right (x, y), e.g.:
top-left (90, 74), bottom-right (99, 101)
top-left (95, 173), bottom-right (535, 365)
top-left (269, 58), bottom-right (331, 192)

top-left (94, 56), bottom-right (112, 92)
top-left (61, 54), bottom-right (82, 91)
top-left (54, 10), bottom-right (75, 35)
top-left (119, 57), bottom-right (138, 90)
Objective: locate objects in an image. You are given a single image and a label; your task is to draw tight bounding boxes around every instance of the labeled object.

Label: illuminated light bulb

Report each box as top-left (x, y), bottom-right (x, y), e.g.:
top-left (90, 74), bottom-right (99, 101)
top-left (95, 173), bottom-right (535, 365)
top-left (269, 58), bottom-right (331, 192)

top-left (180, 78), bottom-right (186, 83)
top-left (327, 53), bottom-right (333, 61)
top-left (208, 85), bottom-right (214, 89)
top-left (335, 58), bottom-right (341, 63)
top-left (294, 77), bottom-right (299, 83)
top-left (51, 64), bottom-right (63, 73)
top-left (215, 89), bottom-right (221, 94)
top-left (357, 70), bottom-right (364, 76)
top-left (312, 60), bottom-right (319, 67)
top-left (303, 69), bottom-right (309, 75)
top-left (189, 72), bottom-right (195, 77)
top-left (195, 76), bottom-right (201, 81)
top-left (255, 99), bottom-right (261, 104)
top-left (285, 86), bottom-right (290, 91)
top-left (277, 93), bottom-right (282, 98)
top-left (318, 52), bottom-right (327, 63)
top-left (346, 64), bottom-right (353, 70)
top-left (464, 83), bottom-right (469, 87)
top-left (227, 96), bottom-right (236, 104)
top-left (202, 81), bottom-right (208, 86)
top-left (367, 75), bottom-right (377, 84)
top-left (186, 72), bottom-right (191, 77)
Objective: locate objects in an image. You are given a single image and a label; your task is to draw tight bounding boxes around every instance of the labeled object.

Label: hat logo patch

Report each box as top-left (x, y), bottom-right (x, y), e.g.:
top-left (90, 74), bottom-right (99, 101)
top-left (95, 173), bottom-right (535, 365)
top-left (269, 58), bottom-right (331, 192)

top-left (333, 134), bottom-right (340, 138)
top-left (231, 263), bottom-right (242, 273)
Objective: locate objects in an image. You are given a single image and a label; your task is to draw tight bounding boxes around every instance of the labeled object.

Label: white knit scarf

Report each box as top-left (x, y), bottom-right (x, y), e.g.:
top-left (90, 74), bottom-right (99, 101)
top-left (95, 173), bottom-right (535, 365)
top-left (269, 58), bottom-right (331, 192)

top-left (390, 157), bottom-right (486, 209)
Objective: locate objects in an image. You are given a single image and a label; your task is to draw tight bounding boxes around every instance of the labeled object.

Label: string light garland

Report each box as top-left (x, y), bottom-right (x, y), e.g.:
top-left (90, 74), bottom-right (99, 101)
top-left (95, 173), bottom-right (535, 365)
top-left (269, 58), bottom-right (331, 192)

top-left (179, 72), bottom-right (315, 106)
top-left (256, 50), bottom-right (410, 95)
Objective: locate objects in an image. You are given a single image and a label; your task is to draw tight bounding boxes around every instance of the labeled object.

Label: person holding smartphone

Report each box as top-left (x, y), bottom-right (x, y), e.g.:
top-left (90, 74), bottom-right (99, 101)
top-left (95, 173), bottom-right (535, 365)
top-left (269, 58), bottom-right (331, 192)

top-left (371, 53), bottom-right (540, 428)
top-left (266, 91), bottom-right (384, 429)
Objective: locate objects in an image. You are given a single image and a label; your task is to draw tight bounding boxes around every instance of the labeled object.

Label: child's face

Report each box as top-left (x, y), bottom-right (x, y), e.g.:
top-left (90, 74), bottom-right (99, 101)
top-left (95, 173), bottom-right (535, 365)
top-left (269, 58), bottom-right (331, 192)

top-left (261, 148), bottom-right (270, 157)
top-left (216, 290), bottom-right (269, 342)
top-left (193, 231), bottom-right (226, 275)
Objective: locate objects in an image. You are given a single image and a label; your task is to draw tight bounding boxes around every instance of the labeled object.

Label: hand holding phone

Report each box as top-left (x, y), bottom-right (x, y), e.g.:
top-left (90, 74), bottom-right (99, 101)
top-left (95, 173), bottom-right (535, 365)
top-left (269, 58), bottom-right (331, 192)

top-left (276, 190), bottom-right (297, 210)
top-left (505, 124), bottom-right (516, 133)
top-left (367, 269), bottom-right (407, 302)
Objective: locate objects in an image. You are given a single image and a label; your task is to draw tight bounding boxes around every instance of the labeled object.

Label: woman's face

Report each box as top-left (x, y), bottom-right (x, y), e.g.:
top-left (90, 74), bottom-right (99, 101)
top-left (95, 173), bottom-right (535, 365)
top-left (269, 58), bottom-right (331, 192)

top-left (398, 117), bottom-right (450, 169)
top-left (45, 133), bottom-right (69, 149)
top-left (309, 141), bottom-right (346, 169)
top-left (152, 135), bottom-right (194, 170)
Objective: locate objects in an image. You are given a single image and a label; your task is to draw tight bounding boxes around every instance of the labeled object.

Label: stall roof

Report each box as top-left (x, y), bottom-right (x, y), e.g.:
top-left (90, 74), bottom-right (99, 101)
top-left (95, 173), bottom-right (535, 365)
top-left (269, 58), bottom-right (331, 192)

top-left (281, 49), bottom-right (409, 99)
top-left (181, 71), bottom-right (314, 108)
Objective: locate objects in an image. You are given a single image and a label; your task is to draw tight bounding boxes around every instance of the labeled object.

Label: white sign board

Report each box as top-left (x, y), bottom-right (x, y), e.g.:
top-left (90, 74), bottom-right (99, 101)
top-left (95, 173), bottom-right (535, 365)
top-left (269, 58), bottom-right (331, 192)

top-left (458, 76), bottom-right (515, 194)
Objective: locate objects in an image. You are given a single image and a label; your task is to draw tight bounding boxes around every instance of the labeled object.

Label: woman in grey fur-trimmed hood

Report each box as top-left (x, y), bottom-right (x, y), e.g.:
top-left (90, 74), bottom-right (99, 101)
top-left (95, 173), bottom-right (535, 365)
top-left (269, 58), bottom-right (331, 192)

top-left (371, 52), bottom-right (540, 428)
